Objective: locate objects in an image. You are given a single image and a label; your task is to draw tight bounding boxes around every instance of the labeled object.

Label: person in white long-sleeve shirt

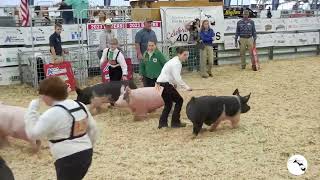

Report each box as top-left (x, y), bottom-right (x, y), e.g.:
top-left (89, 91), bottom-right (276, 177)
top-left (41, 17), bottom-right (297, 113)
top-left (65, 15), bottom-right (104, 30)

top-left (24, 77), bottom-right (98, 180)
top-left (156, 47), bottom-right (192, 129)
top-left (100, 38), bottom-right (128, 81)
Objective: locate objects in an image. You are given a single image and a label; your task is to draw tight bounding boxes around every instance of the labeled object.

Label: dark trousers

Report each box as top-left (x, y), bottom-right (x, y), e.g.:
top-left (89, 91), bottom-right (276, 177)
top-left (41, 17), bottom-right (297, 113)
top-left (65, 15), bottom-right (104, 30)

top-left (109, 66), bottom-right (123, 81)
top-left (97, 50), bottom-right (103, 60)
top-left (0, 157), bottom-right (14, 180)
top-left (143, 76), bottom-right (157, 87)
top-left (158, 83), bottom-right (183, 126)
top-left (54, 149), bottom-right (93, 180)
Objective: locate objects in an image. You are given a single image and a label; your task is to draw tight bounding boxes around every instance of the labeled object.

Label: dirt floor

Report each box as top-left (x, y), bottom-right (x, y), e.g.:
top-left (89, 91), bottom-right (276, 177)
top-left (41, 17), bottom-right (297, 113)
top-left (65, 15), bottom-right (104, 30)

top-left (0, 57), bottom-right (319, 180)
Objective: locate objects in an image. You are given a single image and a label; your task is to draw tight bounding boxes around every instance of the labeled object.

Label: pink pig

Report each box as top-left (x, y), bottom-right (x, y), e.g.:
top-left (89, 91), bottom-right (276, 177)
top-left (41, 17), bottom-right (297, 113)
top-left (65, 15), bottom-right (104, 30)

top-left (115, 86), bottom-right (164, 121)
top-left (0, 103), bottom-right (41, 152)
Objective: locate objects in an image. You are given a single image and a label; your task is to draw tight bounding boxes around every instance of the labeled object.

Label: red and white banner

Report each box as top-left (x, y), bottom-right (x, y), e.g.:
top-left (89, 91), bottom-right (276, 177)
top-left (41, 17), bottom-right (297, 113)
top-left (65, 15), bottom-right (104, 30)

top-left (44, 61), bottom-right (76, 91)
top-left (20, 0), bottom-right (30, 27)
top-left (101, 58), bottom-right (133, 83)
top-left (86, 21), bottom-right (162, 46)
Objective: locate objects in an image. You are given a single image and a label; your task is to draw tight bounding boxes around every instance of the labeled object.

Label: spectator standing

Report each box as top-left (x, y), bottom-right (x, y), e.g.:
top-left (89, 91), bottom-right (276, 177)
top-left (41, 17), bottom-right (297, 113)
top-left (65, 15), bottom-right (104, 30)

top-left (63, 0), bottom-right (89, 23)
top-left (135, 19), bottom-right (158, 61)
top-left (58, 0), bottom-right (73, 24)
top-left (97, 19), bottom-right (115, 60)
top-left (24, 77), bottom-right (98, 180)
top-left (185, 18), bottom-right (200, 44)
top-left (94, 11), bottom-right (107, 23)
top-left (267, 7), bottom-right (272, 18)
top-left (199, 20), bottom-right (215, 78)
top-left (235, 10), bottom-right (257, 69)
top-left (49, 23), bottom-right (67, 64)
top-left (140, 40), bottom-right (167, 87)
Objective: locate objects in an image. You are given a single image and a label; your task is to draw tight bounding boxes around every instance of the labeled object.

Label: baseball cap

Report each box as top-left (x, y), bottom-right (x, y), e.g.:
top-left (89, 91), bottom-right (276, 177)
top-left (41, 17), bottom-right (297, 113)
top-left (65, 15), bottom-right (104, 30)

top-left (104, 18), bottom-right (112, 25)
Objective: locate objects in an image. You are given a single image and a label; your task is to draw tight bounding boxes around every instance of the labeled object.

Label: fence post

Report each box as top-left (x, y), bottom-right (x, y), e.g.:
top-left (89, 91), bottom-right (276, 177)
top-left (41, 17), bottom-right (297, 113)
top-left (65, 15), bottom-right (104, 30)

top-left (17, 50), bottom-right (23, 85)
top-left (269, 46), bottom-right (274, 60)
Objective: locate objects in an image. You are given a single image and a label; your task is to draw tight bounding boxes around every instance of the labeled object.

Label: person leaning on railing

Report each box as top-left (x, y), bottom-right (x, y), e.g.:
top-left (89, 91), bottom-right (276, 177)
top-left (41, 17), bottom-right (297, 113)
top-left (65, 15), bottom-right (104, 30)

top-left (49, 23), bottom-right (68, 64)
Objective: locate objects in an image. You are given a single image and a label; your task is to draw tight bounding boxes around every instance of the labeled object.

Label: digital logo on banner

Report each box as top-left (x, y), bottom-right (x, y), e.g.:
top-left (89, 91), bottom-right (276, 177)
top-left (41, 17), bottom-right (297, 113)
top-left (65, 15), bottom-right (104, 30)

top-left (71, 32), bottom-right (81, 40)
top-left (287, 154), bottom-right (307, 176)
top-left (47, 67), bottom-right (67, 76)
top-left (5, 36), bottom-right (24, 43)
top-left (33, 36), bottom-right (46, 42)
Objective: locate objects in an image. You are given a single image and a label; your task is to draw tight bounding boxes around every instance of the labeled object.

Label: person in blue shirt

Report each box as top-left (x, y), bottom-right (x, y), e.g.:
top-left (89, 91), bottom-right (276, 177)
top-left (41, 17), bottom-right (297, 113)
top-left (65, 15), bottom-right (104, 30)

top-left (235, 10), bottom-right (257, 69)
top-left (199, 20), bottom-right (215, 78)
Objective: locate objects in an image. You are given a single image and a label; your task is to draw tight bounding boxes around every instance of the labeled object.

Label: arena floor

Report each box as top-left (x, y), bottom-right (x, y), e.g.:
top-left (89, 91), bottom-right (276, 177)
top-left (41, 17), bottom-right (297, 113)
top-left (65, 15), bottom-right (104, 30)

top-left (0, 57), bottom-right (319, 180)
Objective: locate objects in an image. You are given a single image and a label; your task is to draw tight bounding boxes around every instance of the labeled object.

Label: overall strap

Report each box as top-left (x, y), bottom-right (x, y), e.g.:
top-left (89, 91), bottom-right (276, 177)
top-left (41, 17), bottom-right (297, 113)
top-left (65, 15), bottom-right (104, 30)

top-left (49, 101), bottom-right (88, 144)
top-left (115, 50), bottom-right (121, 63)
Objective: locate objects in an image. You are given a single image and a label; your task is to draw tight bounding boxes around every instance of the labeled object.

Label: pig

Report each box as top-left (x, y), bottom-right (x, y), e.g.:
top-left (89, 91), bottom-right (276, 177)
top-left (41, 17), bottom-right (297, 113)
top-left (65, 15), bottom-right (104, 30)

top-left (0, 103), bottom-right (41, 152)
top-left (76, 80), bottom-right (137, 114)
top-left (186, 89), bottom-right (251, 136)
top-left (0, 156), bottom-right (15, 180)
top-left (115, 86), bottom-right (164, 121)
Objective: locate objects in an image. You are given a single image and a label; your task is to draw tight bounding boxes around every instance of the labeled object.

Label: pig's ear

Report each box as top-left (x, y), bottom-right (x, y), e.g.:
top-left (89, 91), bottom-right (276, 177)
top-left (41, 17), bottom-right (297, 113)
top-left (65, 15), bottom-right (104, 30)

top-left (232, 89), bottom-right (240, 96)
top-left (75, 87), bottom-right (82, 95)
top-left (244, 93), bottom-right (251, 103)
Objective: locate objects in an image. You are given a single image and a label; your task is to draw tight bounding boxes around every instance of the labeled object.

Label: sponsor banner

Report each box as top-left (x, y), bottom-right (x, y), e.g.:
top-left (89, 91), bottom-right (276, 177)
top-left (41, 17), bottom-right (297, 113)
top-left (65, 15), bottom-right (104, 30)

top-left (61, 24), bottom-right (87, 42)
top-left (44, 61), bottom-right (76, 91)
top-left (225, 17), bottom-right (320, 34)
top-left (160, 6), bottom-right (224, 43)
top-left (0, 47), bottom-right (26, 67)
top-left (0, 66), bottom-right (20, 85)
top-left (224, 32), bottom-right (320, 49)
top-left (0, 27), bottom-right (25, 45)
top-left (86, 21), bottom-right (162, 46)
top-left (24, 26), bottom-right (52, 45)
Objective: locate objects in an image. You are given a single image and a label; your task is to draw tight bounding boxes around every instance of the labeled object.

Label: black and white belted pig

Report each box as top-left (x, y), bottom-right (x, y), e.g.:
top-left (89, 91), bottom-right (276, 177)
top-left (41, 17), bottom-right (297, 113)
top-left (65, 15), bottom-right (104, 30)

top-left (75, 80), bottom-right (137, 114)
top-left (186, 89), bottom-right (251, 136)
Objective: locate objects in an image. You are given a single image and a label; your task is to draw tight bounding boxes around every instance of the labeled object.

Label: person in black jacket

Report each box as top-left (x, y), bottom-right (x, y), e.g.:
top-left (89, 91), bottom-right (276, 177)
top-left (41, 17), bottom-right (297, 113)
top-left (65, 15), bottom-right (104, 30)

top-left (0, 156), bottom-right (15, 180)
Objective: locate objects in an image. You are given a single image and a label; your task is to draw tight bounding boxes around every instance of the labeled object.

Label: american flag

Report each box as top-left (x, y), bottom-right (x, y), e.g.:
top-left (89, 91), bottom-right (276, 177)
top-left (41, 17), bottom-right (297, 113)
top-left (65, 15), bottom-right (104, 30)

top-left (20, 0), bottom-right (30, 27)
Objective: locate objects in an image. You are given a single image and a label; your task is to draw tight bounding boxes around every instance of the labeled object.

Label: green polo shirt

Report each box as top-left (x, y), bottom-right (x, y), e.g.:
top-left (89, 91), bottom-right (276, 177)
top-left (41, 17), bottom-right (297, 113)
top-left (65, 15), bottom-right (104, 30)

top-left (65, 0), bottom-right (88, 19)
top-left (139, 49), bottom-right (167, 79)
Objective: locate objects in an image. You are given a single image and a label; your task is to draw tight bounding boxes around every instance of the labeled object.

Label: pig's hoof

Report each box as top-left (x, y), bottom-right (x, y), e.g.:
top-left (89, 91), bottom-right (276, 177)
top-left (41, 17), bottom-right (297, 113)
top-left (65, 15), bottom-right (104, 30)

top-left (200, 128), bottom-right (207, 133)
top-left (191, 134), bottom-right (198, 140)
top-left (133, 116), bottom-right (146, 121)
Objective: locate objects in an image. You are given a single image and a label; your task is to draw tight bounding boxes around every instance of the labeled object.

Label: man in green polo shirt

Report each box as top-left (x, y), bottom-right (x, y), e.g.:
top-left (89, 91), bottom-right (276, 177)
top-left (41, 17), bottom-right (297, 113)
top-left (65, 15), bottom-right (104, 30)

top-left (140, 40), bottom-right (167, 87)
top-left (64, 0), bottom-right (89, 23)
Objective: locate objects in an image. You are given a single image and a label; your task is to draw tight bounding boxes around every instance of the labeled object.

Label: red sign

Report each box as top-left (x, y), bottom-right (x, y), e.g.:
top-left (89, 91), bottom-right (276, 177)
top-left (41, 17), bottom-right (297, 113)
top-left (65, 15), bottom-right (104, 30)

top-left (87, 21), bottom-right (161, 30)
top-left (44, 61), bottom-right (76, 91)
top-left (101, 58), bottom-right (133, 83)
top-left (251, 47), bottom-right (260, 71)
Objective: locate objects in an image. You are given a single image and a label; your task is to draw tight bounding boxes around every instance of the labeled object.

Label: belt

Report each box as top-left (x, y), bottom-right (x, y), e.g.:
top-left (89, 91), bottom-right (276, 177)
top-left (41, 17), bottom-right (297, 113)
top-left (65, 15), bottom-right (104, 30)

top-left (240, 35), bottom-right (252, 38)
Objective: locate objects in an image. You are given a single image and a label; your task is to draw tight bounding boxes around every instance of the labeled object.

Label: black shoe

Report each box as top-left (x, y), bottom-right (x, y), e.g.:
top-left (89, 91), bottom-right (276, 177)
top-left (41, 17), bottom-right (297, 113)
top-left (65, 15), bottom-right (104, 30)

top-left (158, 124), bottom-right (168, 129)
top-left (208, 74), bottom-right (213, 77)
top-left (171, 122), bottom-right (187, 128)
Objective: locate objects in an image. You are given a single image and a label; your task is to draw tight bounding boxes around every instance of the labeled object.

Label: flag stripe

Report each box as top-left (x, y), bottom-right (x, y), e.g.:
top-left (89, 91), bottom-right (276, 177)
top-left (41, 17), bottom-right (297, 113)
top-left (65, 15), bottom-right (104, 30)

top-left (20, 0), bottom-right (30, 26)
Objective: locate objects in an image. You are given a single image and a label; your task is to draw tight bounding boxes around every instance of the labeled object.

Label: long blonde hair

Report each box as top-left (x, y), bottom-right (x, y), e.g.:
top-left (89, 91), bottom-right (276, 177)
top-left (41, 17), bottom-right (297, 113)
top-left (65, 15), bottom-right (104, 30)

top-left (200, 20), bottom-right (210, 32)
